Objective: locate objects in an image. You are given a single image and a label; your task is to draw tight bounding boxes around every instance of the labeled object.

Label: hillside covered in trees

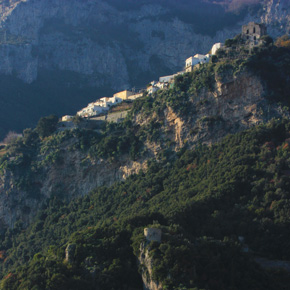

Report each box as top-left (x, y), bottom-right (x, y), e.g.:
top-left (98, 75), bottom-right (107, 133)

top-left (2, 119), bottom-right (290, 289)
top-left (0, 35), bottom-right (290, 289)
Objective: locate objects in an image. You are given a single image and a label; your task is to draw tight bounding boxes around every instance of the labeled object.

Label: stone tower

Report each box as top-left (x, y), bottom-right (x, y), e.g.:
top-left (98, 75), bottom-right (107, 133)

top-left (144, 228), bottom-right (162, 243)
top-left (242, 22), bottom-right (267, 42)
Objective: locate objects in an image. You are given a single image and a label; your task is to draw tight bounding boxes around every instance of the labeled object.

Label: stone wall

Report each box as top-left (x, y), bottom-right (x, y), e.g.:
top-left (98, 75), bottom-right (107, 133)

top-left (91, 111), bottom-right (129, 123)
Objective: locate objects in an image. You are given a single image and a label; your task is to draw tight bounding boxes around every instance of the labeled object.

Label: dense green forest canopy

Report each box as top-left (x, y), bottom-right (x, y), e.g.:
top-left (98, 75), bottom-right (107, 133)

top-left (1, 119), bottom-right (290, 289)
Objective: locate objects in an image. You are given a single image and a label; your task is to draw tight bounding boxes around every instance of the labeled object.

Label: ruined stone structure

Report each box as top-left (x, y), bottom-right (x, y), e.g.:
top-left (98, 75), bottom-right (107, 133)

top-left (242, 22), bottom-right (267, 43)
top-left (139, 230), bottom-right (163, 290)
top-left (144, 228), bottom-right (162, 243)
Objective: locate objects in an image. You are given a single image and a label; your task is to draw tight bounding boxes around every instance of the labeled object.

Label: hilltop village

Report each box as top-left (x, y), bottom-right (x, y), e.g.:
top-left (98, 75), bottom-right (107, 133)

top-left (61, 22), bottom-right (267, 122)
top-left (62, 44), bottom-right (221, 121)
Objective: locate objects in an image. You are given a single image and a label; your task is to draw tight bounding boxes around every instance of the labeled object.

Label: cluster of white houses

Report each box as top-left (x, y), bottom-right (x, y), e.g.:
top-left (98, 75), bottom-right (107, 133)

top-left (77, 91), bottom-right (144, 118)
top-left (62, 42), bottom-right (224, 120)
top-left (62, 22), bottom-right (267, 121)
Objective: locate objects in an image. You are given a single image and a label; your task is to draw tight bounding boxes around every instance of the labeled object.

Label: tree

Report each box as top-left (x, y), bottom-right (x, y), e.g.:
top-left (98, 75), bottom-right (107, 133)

top-left (36, 115), bottom-right (59, 138)
top-left (23, 128), bottom-right (39, 147)
top-left (225, 38), bottom-right (235, 48)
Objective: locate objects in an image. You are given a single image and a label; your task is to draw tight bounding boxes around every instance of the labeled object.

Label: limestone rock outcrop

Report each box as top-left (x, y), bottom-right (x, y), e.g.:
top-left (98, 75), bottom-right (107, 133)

top-left (65, 243), bottom-right (76, 264)
top-left (139, 228), bottom-right (163, 290)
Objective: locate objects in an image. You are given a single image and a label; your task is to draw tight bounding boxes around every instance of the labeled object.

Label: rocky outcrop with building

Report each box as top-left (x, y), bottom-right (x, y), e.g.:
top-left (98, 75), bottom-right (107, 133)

top-left (139, 228), bottom-right (163, 290)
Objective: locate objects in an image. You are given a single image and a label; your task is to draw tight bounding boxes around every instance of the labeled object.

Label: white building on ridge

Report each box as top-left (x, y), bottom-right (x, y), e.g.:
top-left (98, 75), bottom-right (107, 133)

top-left (211, 43), bottom-right (224, 55)
top-left (62, 115), bottom-right (74, 122)
top-left (147, 85), bottom-right (159, 95)
top-left (159, 75), bottom-right (174, 83)
top-left (77, 102), bottom-right (110, 117)
top-left (185, 54), bottom-right (210, 72)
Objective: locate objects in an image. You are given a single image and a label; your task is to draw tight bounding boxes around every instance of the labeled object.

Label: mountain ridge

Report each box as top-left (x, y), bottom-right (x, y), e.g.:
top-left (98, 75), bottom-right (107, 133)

top-left (0, 0), bottom-right (289, 139)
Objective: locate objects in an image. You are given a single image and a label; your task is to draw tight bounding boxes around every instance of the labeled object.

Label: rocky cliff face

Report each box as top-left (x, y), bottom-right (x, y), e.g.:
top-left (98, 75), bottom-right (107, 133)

top-left (182, 72), bottom-right (268, 146)
top-left (0, 145), bottom-right (147, 229)
top-left (135, 70), bottom-right (285, 153)
top-left (262, 0), bottom-right (290, 36)
top-left (139, 243), bottom-right (163, 290)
